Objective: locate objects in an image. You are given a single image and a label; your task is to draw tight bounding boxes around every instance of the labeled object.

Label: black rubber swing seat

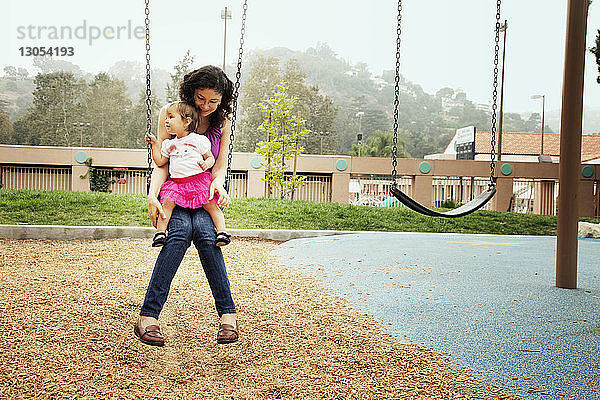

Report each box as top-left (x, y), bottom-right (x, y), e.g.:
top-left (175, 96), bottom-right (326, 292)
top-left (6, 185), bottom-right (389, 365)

top-left (390, 186), bottom-right (497, 218)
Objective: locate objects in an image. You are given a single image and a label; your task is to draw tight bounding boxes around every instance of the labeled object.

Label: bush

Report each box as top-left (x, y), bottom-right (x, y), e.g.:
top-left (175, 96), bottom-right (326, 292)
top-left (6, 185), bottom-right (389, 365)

top-left (441, 199), bottom-right (456, 209)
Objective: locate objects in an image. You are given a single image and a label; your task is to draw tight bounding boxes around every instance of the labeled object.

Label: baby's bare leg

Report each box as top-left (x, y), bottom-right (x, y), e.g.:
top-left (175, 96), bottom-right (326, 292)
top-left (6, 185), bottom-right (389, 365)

top-left (156, 199), bottom-right (175, 233)
top-left (203, 203), bottom-right (226, 232)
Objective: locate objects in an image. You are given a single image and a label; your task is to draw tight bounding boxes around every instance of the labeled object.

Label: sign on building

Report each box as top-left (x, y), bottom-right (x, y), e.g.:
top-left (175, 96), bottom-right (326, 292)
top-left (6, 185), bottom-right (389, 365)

top-left (455, 126), bottom-right (476, 160)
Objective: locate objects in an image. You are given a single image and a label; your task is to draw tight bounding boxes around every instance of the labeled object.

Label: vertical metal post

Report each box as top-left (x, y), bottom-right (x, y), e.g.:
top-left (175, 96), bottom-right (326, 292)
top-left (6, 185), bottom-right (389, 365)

top-left (291, 111), bottom-right (300, 201)
top-left (356, 111), bottom-right (364, 157)
top-left (497, 20), bottom-right (507, 162)
top-left (223, 7), bottom-right (228, 71)
top-left (221, 7), bottom-right (231, 72)
top-left (320, 133), bottom-right (324, 154)
top-left (556, 0), bottom-right (589, 289)
top-left (541, 95), bottom-right (546, 154)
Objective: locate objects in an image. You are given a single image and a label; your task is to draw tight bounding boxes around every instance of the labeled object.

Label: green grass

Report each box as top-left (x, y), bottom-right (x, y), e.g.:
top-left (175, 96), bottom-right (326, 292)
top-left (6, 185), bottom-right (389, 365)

top-left (1, 188), bottom-right (598, 235)
top-left (0, 189), bottom-right (150, 226)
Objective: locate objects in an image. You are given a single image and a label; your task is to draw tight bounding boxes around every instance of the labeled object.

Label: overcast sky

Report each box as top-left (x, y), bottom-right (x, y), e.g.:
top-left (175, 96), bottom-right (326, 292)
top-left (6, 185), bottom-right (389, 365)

top-left (2, 0), bottom-right (599, 114)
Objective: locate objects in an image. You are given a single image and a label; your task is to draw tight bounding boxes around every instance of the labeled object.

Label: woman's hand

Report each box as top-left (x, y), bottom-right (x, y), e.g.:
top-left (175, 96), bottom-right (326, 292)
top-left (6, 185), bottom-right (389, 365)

top-left (209, 179), bottom-right (231, 208)
top-left (147, 194), bottom-right (166, 228)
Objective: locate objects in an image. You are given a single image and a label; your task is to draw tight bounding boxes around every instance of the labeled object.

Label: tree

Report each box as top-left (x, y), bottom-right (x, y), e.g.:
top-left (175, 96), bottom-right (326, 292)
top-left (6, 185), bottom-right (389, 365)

top-left (332, 108), bottom-right (360, 154)
top-left (502, 112), bottom-right (527, 132)
top-left (17, 68), bottom-right (29, 81)
top-left (238, 55), bottom-right (282, 152)
top-left (306, 42), bottom-right (338, 59)
top-left (448, 102), bottom-right (489, 132)
top-left (349, 130), bottom-right (409, 158)
top-left (165, 50), bottom-right (195, 102)
top-left (238, 55), bottom-right (337, 153)
top-left (435, 87), bottom-right (455, 100)
top-left (255, 84), bottom-right (309, 199)
top-left (80, 73), bottom-right (132, 148)
top-left (125, 90), bottom-right (162, 150)
top-left (3, 66), bottom-right (17, 79)
top-left (32, 56), bottom-right (87, 78)
top-left (525, 112), bottom-right (541, 133)
top-left (0, 106), bottom-right (13, 144)
top-left (360, 107), bottom-right (391, 138)
top-left (591, 29), bottom-right (600, 84)
top-left (0, 73), bottom-right (35, 119)
top-left (108, 60), bottom-right (145, 100)
top-left (108, 60), bottom-right (170, 104)
top-left (500, 112), bottom-right (553, 133)
top-left (13, 71), bottom-right (86, 146)
top-left (282, 59), bottom-right (338, 154)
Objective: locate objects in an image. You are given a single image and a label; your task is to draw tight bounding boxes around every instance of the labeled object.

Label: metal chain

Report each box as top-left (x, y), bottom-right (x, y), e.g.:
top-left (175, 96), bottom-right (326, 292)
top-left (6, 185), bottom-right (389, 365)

top-left (225, 0), bottom-right (248, 191)
top-left (144, 0), bottom-right (153, 193)
top-left (488, 0), bottom-right (502, 187)
top-left (391, 0), bottom-right (402, 188)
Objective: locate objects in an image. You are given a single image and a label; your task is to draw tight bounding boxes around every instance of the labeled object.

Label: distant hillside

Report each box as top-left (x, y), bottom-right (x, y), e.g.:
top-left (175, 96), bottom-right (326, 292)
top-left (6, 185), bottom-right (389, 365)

top-left (248, 44), bottom-right (494, 156)
top-left (4, 44), bottom-right (595, 156)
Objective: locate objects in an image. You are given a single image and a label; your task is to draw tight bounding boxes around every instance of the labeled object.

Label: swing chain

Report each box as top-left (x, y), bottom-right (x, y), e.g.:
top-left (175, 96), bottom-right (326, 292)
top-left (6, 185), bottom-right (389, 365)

top-left (226, 0), bottom-right (248, 192)
top-left (144, 0), bottom-right (153, 192)
top-left (489, 0), bottom-right (502, 187)
top-left (391, 0), bottom-right (403, 188)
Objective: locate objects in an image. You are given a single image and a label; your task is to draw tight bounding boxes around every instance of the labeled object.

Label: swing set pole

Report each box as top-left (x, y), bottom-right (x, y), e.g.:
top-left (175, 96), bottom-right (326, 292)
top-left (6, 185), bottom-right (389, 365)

top-left (556, 0), bottom-right (589, 289)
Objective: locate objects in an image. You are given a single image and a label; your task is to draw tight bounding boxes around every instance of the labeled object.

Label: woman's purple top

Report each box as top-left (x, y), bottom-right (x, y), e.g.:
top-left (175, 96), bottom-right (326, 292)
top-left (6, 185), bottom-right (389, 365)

top-left (203, 125), bottom-right (222, 163)
top-left (199, 125), bottom-right (222, 174)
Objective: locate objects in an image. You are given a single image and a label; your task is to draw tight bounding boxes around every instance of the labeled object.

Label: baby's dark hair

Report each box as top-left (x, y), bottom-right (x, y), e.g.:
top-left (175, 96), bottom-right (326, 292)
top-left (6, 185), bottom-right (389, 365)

top-left (167, 101), bottom-right (200, 133)
top-left (179, 65), bottom-right (234, 128)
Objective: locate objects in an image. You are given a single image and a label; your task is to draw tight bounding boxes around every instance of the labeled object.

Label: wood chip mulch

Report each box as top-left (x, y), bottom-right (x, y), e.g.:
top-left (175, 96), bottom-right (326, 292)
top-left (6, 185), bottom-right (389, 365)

top-left (0, 238), bottom-right (519, 399)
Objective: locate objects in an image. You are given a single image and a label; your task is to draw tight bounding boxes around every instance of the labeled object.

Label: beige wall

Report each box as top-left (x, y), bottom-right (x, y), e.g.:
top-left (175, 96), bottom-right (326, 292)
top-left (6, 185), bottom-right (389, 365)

top-left (1, 144), bottom-right (599, 216)
top-left (1, 144), bottom-right (583, 179)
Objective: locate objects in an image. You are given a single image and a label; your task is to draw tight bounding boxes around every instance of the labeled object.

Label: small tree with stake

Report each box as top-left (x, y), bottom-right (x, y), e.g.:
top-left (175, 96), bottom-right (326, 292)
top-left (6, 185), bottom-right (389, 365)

top-left (256, 84), bottom-right (309, 199)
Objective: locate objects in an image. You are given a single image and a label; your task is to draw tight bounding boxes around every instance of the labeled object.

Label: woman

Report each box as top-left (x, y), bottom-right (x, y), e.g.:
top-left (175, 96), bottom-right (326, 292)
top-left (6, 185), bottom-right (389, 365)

top-left (134, 65), bottom-right (238, 347)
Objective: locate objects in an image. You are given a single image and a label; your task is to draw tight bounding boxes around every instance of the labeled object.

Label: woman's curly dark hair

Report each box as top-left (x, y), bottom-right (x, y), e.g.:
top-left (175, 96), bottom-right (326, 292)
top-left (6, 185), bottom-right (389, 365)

top-left (179, 65), bottom-right (235, 128)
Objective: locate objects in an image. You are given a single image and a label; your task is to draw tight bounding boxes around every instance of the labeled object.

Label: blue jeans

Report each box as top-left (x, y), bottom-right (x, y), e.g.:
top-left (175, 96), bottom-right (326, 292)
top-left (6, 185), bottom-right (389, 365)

top-left (140, 206), bottom-right (236, 318)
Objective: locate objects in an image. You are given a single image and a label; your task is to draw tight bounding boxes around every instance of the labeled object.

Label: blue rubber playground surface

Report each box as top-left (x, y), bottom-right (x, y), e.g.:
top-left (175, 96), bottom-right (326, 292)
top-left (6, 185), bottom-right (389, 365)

top-left (273, 233), bottom-right (600, 399)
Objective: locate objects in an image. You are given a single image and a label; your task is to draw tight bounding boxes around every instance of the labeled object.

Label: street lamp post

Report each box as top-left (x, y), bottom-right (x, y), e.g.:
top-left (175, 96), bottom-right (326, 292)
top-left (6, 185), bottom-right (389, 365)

top-left (221, 7), bottom-right (232, 72)
top-left (531, 94), bottom-right (546, 154)
top-left (355, 111), bottom-right (364, 157)
top-left (497, 20), bottom-right (508, 162)
top-left (316, 131), bottom-right (330, 154)
top-left (73, 122), bottom-right (91, 147)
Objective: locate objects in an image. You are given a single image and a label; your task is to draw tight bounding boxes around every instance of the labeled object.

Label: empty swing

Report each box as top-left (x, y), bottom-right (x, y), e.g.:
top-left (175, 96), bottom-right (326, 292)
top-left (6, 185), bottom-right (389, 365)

top-left (389, 0), bottom-right (503, 218)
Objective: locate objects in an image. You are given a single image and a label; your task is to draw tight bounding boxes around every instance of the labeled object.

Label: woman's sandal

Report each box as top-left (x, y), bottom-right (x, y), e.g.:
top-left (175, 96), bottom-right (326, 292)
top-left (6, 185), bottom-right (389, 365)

top-left (216, 322), bottom-right (239, 344)
top-left (152, 231), bottom-right (167, 247)
top-left (215, 232), bottom-right (231, 247)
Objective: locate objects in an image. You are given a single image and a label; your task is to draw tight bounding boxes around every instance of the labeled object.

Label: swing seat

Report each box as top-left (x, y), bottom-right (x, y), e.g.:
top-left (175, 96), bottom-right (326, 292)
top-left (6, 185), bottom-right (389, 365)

top-left (390, 186), bottom-right (497, 218)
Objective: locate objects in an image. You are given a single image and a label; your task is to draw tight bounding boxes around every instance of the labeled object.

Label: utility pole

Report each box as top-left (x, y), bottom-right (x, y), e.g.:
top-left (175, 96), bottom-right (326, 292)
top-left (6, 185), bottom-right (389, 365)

top-left (221, 7), bottom-right (232, 72)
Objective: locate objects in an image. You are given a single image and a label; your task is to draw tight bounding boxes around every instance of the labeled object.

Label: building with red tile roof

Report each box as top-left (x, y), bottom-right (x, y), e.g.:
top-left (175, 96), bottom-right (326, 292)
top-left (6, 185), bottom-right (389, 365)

top-left (434, 131), bottom-right (600, 164)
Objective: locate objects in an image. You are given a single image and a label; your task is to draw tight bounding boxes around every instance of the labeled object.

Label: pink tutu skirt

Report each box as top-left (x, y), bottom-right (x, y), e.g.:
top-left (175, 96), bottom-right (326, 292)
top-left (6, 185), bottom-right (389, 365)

top-left (159, 172), bottom-right (218, 209)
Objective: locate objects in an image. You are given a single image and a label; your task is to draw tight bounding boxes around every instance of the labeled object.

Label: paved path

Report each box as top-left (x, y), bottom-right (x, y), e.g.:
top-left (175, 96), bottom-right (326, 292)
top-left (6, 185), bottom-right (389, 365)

top-left (273, 233), bottom-right (600, 399)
